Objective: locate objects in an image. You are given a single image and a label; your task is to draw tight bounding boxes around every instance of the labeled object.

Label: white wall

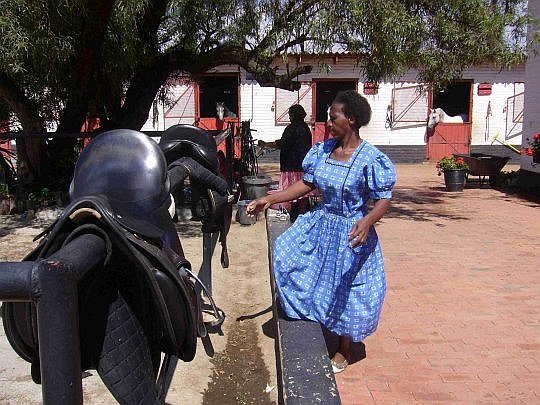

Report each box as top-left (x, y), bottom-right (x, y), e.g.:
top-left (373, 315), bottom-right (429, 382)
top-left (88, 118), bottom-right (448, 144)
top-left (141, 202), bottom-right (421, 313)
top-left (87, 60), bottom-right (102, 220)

top-left (522, 0), bottom-right (540, 174)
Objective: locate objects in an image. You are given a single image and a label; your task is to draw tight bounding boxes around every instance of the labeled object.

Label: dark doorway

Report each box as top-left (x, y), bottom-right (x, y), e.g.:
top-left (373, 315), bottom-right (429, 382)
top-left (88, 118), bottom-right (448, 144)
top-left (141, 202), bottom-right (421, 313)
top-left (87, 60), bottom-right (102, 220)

top-left (432, 81), bottom-right (472, 121)
top-left (315, 81), bottom-right (356, 122)
top-left (199, 76), bottom-right (239, 118)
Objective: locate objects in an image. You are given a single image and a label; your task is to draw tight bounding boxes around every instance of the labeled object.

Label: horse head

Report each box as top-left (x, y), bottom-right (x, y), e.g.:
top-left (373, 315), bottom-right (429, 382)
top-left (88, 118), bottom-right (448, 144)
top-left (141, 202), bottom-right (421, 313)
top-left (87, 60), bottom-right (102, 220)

top-left (216, 102), bottom-right (225, 121)
top-left (427, 108), bottom-right (440, 129)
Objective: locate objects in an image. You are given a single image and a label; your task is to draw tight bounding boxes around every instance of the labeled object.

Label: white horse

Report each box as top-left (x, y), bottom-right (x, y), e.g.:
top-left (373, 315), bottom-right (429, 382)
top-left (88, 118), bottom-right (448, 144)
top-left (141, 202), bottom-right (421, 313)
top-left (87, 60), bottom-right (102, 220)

top-left (427, 108), bottom-right (468, 129)
top-left (216, 102), bottom-right (237, 121)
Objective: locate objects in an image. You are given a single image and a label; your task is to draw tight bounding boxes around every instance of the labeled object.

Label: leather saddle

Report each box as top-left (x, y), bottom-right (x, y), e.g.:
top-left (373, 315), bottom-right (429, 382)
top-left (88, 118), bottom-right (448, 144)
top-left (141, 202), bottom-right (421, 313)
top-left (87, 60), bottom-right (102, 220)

top-left (159, 125), bottom-right (233, 267)
top-left (2, 129), bottom-right (223, 404)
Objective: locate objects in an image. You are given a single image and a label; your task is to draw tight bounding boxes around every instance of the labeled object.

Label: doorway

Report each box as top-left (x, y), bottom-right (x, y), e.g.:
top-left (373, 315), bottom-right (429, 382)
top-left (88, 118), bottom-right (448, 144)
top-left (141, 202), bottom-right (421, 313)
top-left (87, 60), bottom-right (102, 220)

top-left (427, 81), bottom-right (473, 161)
top-left (197, 74), bottom-right (240, 159)
top-left (198, 75), bottom-right (239, 122)
top-left (312, 80), bottom-right (357, 144)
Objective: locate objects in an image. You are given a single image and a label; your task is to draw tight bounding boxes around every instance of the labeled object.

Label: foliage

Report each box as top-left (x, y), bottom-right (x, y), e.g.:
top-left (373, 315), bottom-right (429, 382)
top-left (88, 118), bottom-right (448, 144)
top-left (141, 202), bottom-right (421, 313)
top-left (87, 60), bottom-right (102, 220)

top-left (436, 156), bottom-right (469, 175)
top-left (0, 0), bottom-right (534, 189)
top-left (522, 133), bottom-right (540, 156)
top-left (40, 187), bottom-right (54, 201)
top-left (0, 183), bottom-right (9, 198)
top-left (493, 170), bottom-right (520, 189)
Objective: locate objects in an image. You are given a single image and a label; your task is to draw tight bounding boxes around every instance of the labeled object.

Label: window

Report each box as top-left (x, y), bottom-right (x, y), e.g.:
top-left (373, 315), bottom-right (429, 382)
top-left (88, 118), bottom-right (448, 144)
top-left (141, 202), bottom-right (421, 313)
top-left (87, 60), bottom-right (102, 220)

top-left (391, 84), bottom-right (430, 124)
top-left (275, 83), bottom-right (312, 125)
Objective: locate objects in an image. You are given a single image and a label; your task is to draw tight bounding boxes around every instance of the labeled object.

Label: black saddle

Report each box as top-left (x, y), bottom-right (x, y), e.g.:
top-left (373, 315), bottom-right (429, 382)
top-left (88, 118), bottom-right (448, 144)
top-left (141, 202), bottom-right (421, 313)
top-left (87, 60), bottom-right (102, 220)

top-left (2, 129), bottom-right (223, 404)
top-left (160, 124), bottom-right (219, 174)
top-left (158, 126), bottom-right (232, 268)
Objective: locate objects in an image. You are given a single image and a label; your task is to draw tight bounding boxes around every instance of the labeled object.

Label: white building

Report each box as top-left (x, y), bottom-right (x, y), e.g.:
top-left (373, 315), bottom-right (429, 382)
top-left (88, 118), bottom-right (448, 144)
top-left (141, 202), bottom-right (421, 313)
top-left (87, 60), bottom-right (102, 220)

top-left (142, 58), bottom-right (524, 163)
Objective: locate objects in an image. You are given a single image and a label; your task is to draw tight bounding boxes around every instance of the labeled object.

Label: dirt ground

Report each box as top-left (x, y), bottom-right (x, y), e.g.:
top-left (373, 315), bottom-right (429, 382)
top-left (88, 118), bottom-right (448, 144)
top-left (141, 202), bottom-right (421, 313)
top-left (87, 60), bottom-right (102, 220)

top-left (0, 163), bottom-right (281, 405)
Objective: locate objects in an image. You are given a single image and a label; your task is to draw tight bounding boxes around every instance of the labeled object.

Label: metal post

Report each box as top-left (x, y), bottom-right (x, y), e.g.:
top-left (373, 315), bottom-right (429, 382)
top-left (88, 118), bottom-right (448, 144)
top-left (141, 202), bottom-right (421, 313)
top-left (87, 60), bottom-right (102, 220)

top-left (36, 233), bottom-right (107, 405)
top-left (0, 261), bottom-right (35, 301)
top-left (0, 233), bottom-right (107, 405)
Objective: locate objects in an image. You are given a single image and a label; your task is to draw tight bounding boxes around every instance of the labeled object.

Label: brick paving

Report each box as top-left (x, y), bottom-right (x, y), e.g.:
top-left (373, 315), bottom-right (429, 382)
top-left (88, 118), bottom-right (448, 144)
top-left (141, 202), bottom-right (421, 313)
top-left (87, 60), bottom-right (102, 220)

top-left (335, 164), bottom-right (540, 404)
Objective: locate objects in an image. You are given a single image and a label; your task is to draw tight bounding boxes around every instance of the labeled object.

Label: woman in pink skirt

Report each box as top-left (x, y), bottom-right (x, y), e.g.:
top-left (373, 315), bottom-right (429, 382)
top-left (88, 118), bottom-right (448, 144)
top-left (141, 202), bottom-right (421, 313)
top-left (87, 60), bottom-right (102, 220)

top-left (263, 104), bottom-right (315, 221)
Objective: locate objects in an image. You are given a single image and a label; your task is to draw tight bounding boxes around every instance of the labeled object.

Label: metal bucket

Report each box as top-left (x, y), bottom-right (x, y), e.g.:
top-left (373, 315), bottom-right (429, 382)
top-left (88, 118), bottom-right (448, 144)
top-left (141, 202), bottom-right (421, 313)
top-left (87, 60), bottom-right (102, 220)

top-left (443, 169), bottom-right (466, 192)
top-left (236, 200), bottom-right (256, 225)
top-left (242, 175), bottom-right (272, 200)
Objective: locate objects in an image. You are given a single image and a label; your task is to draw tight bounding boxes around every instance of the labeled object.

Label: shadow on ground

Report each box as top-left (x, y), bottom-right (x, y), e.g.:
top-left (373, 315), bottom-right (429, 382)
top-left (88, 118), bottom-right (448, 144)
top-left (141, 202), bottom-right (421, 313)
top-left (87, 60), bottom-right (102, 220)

top-left (386, 187), bottom-right (470, 222)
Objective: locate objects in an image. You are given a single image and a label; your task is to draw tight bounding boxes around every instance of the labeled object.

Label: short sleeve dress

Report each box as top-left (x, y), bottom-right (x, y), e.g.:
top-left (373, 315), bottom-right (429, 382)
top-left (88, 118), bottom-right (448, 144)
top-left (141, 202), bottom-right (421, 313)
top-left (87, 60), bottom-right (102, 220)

top-left (273, 138), bottom-right (396, 342)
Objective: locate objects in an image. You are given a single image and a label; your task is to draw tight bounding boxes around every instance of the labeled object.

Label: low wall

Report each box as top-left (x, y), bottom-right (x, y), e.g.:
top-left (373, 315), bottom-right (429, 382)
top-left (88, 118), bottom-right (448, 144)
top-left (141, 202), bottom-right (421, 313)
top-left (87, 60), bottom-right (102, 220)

top-left (266, 215), bottom-right (341, 405)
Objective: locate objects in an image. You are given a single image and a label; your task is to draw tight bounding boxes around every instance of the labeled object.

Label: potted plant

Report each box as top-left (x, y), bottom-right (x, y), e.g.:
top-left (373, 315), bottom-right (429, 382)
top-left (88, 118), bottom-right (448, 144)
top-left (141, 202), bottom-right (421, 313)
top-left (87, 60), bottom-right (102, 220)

top-left (523, 133), bottom-right (540, 164)
top-left (436, 156), bottom-right (469, 191)
top-left (40, 187), bottom-right (55, 207)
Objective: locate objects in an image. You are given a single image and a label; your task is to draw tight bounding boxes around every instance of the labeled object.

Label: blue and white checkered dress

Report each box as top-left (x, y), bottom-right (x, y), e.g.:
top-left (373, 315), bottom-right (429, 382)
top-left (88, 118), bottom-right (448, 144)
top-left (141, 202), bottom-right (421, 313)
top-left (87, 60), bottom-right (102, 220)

top-left (273, 139), bottom-right (396, 342)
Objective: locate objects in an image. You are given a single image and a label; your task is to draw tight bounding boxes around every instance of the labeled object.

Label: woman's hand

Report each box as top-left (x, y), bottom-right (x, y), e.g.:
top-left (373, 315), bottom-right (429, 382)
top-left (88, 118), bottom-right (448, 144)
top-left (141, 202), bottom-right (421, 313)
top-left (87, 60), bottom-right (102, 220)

top-left (348, 218), bottom-right (370, 247)
top-left (246, 197), bottom-right (271, 216)
top-left (348, 199), bottom-right (391, 247)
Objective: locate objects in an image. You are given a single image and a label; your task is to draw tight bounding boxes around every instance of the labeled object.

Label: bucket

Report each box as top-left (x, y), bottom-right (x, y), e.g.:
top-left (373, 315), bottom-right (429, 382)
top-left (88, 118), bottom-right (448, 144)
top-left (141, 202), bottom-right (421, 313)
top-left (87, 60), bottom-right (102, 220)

top-left (242, 175), bottom-right (273, 200)
top-left (443, 169), bottom-right (466, 192)
top-left (267, 190), bottom-right (291, 211)
top-left (236, 200), bottom-right (256, 225)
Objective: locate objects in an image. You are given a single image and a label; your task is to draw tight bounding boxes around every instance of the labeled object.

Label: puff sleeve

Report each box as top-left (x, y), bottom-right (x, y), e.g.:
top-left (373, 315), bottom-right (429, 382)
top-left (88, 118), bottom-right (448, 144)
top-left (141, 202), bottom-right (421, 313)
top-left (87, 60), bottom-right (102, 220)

top-left (302, 142), bottom-right (324, 184)
top-left (367, 153), bottom-right (396, 199)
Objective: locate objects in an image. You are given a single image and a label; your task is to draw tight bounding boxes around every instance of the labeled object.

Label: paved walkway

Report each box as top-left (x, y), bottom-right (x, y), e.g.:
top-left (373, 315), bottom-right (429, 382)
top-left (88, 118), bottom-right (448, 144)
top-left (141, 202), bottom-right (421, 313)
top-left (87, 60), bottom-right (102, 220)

top-left (334, 164), bottom-right (540, 404)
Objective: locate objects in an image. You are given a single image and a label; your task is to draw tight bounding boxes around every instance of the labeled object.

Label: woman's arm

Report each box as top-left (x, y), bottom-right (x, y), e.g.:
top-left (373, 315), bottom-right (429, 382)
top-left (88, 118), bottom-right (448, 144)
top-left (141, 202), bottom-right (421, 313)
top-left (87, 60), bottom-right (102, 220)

top-left (258, 140), bottom-right (278, 149)
top-left (246, 180), bottom-right (315, 214)
top-left (258, 124), bottom-right (293, 150)
top-left (348, 198), bottom-right (391, 247)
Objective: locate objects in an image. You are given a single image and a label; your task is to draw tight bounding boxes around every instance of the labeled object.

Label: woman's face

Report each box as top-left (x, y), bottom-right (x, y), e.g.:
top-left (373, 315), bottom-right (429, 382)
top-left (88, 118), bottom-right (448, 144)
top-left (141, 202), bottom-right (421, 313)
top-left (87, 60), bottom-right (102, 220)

top-left (327, 102), bottom-right (353, 139)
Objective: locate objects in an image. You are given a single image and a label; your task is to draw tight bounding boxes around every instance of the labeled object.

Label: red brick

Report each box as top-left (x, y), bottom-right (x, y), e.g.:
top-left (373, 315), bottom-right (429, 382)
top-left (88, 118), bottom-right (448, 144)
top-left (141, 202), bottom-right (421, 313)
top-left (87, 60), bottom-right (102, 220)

top-left (332, 164), bottom-right (540, 404)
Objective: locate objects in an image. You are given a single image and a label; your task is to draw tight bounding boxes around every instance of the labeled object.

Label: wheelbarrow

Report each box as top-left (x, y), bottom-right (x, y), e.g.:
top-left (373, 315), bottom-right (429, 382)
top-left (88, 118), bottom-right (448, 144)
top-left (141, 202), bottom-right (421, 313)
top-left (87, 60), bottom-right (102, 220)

top-left (453, 153), bottom-right (511, 187)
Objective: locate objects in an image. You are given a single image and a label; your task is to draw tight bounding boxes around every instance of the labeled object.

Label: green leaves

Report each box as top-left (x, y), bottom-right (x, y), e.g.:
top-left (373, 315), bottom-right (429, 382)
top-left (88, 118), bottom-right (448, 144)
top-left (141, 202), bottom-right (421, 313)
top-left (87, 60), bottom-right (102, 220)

top-left (0, 0), bottom-right (531, 131)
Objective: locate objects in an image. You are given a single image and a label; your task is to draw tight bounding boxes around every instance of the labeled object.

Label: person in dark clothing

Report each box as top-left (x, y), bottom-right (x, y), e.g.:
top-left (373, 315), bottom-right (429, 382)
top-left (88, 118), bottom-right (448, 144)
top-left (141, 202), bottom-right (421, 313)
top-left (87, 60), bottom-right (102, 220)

top-left (260, 104), bottom-right (314, 221)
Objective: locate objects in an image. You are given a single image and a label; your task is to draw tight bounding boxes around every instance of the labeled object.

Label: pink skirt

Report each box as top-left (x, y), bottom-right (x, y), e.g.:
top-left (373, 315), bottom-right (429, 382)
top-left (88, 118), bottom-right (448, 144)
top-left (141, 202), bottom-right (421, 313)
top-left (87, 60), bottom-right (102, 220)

top-left (278, 171), bottom-right (319, 202)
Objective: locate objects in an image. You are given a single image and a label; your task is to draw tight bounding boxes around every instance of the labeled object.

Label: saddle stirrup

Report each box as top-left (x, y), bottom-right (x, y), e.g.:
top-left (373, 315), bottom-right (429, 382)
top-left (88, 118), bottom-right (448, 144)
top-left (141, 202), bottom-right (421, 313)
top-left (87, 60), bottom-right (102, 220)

top-left (183, 267), bottom-right (225, 329)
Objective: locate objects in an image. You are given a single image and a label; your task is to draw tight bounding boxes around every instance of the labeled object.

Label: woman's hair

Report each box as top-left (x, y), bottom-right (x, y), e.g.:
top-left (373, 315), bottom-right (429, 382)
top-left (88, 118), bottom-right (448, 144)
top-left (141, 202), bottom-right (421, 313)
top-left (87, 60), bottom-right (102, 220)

top-left (333, 90), bottom-right (371, 128)
top-left (288, 104), bottom-right (307, 121)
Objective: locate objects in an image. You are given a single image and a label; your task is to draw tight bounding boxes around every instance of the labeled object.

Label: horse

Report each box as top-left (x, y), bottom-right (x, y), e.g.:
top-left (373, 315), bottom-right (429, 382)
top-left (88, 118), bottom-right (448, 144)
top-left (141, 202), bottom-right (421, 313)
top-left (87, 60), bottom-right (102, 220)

top-left (427, 108), bottom-right (468, 129)
top-left (215, 102), bottom-right (237, 121)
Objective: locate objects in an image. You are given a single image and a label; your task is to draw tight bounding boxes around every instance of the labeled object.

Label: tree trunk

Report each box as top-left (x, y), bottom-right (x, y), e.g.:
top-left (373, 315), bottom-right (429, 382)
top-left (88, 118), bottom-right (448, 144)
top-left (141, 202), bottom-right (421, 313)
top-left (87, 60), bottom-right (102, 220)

top-left (119, 59), bottom-right (172, 129)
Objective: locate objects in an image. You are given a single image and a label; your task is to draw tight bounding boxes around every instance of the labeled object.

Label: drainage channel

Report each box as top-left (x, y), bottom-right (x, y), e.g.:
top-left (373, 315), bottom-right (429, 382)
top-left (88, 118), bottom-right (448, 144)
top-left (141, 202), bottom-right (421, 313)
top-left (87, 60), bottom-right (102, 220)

top-left (202, 318), bottom-right (274, 405)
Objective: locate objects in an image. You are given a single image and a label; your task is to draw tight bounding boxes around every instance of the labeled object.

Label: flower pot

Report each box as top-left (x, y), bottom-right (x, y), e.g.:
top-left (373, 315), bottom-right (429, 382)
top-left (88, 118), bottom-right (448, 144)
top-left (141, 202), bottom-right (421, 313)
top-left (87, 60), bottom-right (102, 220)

top-left (533, 150), bottom-right (540, 164)
top-left (443, 169), bottom-right (467, 192)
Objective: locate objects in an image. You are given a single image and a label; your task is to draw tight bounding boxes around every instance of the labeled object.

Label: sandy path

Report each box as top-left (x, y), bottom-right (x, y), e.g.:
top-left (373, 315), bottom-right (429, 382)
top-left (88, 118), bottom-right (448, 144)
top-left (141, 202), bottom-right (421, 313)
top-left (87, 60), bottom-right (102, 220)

top-left (0, 176), bottom-right (278, 405)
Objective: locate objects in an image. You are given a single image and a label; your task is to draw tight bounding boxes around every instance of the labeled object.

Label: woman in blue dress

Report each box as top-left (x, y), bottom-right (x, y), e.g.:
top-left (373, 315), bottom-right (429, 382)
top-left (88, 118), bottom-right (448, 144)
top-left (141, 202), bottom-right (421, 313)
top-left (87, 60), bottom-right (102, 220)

top-left (247, 90), bottom-right (396, 373)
